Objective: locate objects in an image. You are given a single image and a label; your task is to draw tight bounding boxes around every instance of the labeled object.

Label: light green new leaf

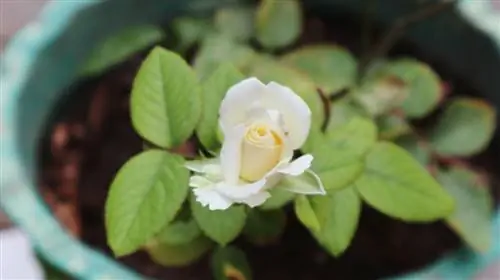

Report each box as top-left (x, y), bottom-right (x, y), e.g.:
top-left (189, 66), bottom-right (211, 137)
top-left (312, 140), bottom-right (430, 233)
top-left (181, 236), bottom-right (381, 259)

top-left (259, 187), bottom-right (296, 210)
top-left (81, 25), bottom-right (164, 76)
top-left (296, 188), bottom-right (361, 256)
top-left (429, 98), bottom-right (496, 157)
top-left (105, 150), bottom-right (189, 256)
top-left (377, 113), bottom-right (411, 140)
top-left (309, 118), bottom-right (377, 190)
top-left (281, 45), bottom-right (357, 95)
top-left (243, 209), bottom-right (286, 246)
top-left (194, 34), bottom-right (256, 80)
top-left (437, 167), bottom-right (493, 252)
top-left (294, 195), bottom-right (321, 232)
top-left (212, 246), bottom-right (252, 280)
top-left (190, 195), bottom-right (247, 245)
top-left (395, 135), bottom-right (431, 167)
top-left (215, 7), bottom-right (255, 42)
top-left (197, 64), bottom-right (244, 151)
top-left (256, 0), bottom-right (302, 49)
top-left (382, 58), bottom-right (441, 118)
top-left (155, 219), bottom-right (202, 246)
top-left (145, 234), bottom-right (212, 267)
top-left (355, 142), bottom-right (454, 221)
top-left (131, 47), bottom-right (201, 148)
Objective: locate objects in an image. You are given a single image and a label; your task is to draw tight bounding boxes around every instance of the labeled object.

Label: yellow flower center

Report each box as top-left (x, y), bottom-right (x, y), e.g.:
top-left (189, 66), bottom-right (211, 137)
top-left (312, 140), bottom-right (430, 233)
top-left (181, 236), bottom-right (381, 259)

top-left (239, 123), bottom-right (284, 182)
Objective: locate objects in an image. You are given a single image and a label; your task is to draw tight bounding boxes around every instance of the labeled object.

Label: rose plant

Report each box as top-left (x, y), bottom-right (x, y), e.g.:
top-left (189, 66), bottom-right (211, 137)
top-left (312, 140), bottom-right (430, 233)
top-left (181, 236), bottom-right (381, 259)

top-left (101, 0), bottom-right (496, 277)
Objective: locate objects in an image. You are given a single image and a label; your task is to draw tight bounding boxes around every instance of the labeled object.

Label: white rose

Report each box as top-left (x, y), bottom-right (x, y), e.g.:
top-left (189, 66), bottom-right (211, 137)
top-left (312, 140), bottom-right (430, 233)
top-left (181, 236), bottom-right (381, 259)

top-left (186, 78), bottom-right (325, 210)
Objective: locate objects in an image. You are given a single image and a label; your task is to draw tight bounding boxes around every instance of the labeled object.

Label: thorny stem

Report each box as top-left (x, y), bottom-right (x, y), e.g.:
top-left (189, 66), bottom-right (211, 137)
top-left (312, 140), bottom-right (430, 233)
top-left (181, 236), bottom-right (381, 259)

top-left (358, 0), bottom-right (457, 80)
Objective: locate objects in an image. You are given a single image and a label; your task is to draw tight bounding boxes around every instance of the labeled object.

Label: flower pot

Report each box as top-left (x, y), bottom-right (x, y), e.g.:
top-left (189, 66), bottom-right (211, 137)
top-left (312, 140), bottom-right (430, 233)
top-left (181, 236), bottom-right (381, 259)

top-left (1, 0), bottom-right (498, 279)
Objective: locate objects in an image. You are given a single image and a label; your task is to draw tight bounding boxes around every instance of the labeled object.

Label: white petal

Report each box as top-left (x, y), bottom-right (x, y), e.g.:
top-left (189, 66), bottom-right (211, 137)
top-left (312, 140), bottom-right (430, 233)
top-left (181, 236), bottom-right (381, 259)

top-left (219, 77), bottom-right (267, 128)
top-left (216, 178), bottom-right (267, 199)
top-left (192, 187), bottom-right (233, 210)
top-left (279, 169), bottom-right (326, 195)
top-left (220, 125), bottom-right (246, 184)
top-left (238, 191), bottom-right (271, 207)
top-left (189, 175), bottom-right (213, 188)
top-left (262, 82), bottom-right (311, 149)
top-left (278, 154), bottom-right (314, 176)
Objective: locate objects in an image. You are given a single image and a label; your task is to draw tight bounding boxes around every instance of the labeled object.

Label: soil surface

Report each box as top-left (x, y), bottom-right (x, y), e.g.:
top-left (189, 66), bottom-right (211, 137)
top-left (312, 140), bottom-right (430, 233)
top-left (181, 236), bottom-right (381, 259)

top-left (37, 13), bottom-right (500, 280)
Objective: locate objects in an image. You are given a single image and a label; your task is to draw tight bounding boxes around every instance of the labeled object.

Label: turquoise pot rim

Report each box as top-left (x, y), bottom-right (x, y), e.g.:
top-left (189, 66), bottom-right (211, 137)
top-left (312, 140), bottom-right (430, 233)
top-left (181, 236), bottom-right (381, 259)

top-left (0, 1), bottom-right (499, 279)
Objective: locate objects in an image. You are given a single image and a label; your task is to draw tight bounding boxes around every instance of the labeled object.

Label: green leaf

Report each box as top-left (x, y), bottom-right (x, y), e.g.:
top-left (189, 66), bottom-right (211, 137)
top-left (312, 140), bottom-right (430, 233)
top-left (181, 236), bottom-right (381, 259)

top-left (131, 47), bottom-right (201, 148)
top-left (355, 142), bottom-right (454, 221)
top-left (297, 188), bottom-right (361, 256)
top-left (354, 76), bottom-right (408, 117)
top-left (281, 45), bottom-right (357, 95)
top-left (395, 135), bottom-right (432, 167)
top-left (145, 234), bottom-right (212, 267)
top-left (243, 209), bottom-right (286, 245)
top-left (276, 170), bottom-right (325, 194)
top-left (437, 167), bottom-right (493, 252)
top-left (255, 0), bottom-right (302, 49)
top-left (105, 150), bottom-right (189, 256)
top-left (190, 195), bottom-right (247, 245)
top-left (309, 118), bottom-right (377, 190)
top-left (327, 98), bottom-right (369, 131)
top-left (212, 246), bottom-right (252, 280)
top-left (173, 17), bottom-right (212, 52)
top-left (215, 7), bottom-right (254, 42)
top-left (381, 59), bottom-right (441, 118)
top-left (194, 34), bottom-right (256, 80)
top-left (259, 187), bottom-right (296, 210)
top-left (429, 98), bottom-right (496, 157)
top-left (246, 56), bottom-right (324, 139)
top-left (81, 25), bottom-right (164, 76)
top-left (377, 113), bottom-right (411, 140)
top-left (294, 195), bottom-right (321, 232)
top-left (155, 219), bottom-right (202, 246)
top-left (197, 64), bottom-right (244, 151)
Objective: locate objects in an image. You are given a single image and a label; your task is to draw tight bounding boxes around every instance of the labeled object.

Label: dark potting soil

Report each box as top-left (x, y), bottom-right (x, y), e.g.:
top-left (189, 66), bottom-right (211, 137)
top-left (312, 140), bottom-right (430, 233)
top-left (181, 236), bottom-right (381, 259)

top-left (37, 14), bottom-right (500, 280)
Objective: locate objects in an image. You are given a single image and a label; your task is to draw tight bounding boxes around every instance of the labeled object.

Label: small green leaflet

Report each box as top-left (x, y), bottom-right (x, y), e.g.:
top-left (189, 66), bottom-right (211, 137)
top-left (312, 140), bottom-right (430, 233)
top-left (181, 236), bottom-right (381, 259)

top-left (190, 195), bottom-right (247, 245)
top-left (281, 45), bottom-right (357, 95)
top-left (215, 7), bottom-right (255, 42)
top-left (243, 209), bottom-right (286, 246)
top-left (377, 113), bottom-right (411, 140)
top-left (105, 150), bottom-right (189, 256)
top-left (155, 219), bottom-right (202, 246)
top-left (145, 235), bottom-right (212, 267)
top-left (197, 64), bottom-right (244, 151)
top-left (212, 246), bottom-right (253, 280)
top-left (381, 58), bottom-right (442, 118)
top-left (173, 17), bottom-right (212, 52)
top-left (131, 47), bottom-right (201, 148)
top-left (194, 34), bottom-right (256, 80)
top-left (81, 25), bottom-right (164, 76)
top-left (429, 98), bottom-right (496, 157)
top-left (355, 142), bottom-right (454, 221)
top-left (295, 188), bottom-right (361, 256)
top-left (437, 167), bottom-right (493, 252)
top-left (395, 135), bottom-right (431, 167)
top-left (310, 118), bottom-right (377, 190)
top-left (259, 187), bottom-right (295, 210)
top-left (255, 0), bottom-right (302, 49)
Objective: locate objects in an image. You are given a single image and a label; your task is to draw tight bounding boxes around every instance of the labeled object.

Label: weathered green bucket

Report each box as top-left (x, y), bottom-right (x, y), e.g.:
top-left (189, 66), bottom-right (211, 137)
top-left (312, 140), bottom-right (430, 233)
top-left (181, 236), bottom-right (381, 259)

top-left (1, 0), bottom-right (499, 279)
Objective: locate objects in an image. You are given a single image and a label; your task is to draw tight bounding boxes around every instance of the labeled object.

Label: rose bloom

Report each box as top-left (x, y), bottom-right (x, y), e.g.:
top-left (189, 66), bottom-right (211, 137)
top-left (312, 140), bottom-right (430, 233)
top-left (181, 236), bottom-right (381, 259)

top-left (187, 78), bottom-right (325, 210)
